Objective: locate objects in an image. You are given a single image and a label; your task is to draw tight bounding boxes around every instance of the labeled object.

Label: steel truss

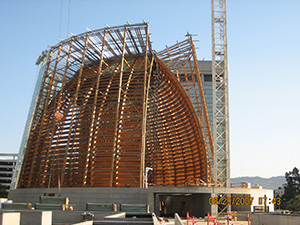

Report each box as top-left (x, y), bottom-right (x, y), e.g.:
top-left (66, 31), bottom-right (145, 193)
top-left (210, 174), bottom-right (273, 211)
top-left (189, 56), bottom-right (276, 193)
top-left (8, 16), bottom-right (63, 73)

top-left (16, 23), bottom-right (214, 189)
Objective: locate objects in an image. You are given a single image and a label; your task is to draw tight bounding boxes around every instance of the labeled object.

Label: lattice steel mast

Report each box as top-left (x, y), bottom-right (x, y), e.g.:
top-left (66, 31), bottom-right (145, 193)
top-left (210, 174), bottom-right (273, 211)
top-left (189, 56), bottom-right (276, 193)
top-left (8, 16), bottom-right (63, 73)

top-left (211, 0), bottom-right (230, 187)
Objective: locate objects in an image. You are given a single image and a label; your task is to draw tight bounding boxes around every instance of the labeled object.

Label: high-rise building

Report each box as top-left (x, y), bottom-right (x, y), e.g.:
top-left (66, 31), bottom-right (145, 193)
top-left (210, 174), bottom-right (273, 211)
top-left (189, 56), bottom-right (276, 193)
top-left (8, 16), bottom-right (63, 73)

top-left (178, 60), bottom-right (221, 184)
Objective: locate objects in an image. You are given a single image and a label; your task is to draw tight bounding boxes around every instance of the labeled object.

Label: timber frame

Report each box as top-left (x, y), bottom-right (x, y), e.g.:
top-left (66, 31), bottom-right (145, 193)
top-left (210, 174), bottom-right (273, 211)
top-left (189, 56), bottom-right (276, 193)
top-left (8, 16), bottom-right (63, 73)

top-left (15, 23), bottom-right (214, 189)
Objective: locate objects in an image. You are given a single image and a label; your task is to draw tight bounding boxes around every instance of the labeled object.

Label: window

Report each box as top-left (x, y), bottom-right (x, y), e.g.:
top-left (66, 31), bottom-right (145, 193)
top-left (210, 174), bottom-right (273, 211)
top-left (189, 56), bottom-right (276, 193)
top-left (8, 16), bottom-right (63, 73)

top-left (204, 75), bottom-right (212, 82)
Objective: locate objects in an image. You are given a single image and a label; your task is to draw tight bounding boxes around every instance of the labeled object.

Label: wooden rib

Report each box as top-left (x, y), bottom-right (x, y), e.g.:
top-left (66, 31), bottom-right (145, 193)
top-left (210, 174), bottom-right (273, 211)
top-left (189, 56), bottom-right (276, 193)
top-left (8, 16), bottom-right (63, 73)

top-left (59, 33), bottom-right (90, 186)
top-left (190, 37), bottom-right (214, 163)
top-left (38, 44), bottom-right (67, 187)
top-left (83, 30), bottom-right (107, 186)
top-left (110, 27), bottom-right (127, 187)
top-left (57, 39), bottom-right (75, 185)
top-left (140, 24), bottom-right (150, 188)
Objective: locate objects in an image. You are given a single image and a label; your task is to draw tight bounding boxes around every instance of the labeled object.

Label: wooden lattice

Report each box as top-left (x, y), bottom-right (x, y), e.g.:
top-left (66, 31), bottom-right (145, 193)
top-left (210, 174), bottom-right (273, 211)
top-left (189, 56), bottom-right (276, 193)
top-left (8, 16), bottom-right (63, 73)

top-left (18, 23), bottom-right (213, 188)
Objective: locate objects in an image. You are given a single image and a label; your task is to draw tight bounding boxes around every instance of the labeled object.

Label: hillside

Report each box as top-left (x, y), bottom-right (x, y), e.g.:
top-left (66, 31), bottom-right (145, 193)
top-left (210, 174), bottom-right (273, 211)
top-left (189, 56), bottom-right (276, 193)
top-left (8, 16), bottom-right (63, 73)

top-left (231, 176), bottom-right (285, 190)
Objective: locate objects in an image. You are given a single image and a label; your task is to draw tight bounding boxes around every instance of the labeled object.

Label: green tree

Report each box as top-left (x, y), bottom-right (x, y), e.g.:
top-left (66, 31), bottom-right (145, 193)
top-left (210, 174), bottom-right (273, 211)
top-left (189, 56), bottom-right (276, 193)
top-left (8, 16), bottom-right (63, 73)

top-left (282, 167), bottom-right (300, 209)
top-left (283, 167), bottom-right (300, 200)
top-left (286, 195), bottom-right (300, 211)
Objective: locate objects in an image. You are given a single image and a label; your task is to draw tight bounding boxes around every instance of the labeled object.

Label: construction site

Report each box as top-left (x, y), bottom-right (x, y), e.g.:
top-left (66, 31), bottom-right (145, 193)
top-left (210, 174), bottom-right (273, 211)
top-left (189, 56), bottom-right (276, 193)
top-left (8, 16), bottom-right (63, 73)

top-left (14, 24), bottom-right (213, 189)
top-left (1, 0), bottom-right (288, 225)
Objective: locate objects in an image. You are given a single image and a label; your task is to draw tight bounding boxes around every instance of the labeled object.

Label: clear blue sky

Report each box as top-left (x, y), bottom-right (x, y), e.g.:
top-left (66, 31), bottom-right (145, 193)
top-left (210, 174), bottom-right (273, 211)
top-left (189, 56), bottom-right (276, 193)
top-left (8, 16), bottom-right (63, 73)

top-left (0, 0), bottom-right (299, 178)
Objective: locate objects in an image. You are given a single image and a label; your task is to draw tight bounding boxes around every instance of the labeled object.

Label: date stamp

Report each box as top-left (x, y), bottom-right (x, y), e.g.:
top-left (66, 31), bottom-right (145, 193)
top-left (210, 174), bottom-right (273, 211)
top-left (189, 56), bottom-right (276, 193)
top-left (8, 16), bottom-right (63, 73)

top-left (208, 197), bottom-right (281, 206)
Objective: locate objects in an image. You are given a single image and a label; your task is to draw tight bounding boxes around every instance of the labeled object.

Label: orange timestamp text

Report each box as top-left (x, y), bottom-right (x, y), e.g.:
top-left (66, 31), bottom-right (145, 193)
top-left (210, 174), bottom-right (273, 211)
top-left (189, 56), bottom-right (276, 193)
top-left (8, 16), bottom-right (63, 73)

top-left (208, 197), bottom-right (281, 206)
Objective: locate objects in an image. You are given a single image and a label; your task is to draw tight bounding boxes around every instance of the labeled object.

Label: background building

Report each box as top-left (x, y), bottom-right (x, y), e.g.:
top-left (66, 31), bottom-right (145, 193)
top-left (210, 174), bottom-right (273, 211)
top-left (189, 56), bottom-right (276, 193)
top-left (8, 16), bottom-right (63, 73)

top-left (274, 184), bottom-right (286, 197)
top-left (0, 154), bottom-right (17, 195)
top-left (179, 61), bottom-right (214, 165)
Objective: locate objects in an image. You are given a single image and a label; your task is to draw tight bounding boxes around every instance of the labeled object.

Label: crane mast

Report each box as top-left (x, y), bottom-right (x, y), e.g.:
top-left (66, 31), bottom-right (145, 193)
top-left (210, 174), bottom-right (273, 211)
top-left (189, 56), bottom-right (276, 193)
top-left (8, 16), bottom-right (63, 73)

top-left (211, 0), bottom-right (230, 188)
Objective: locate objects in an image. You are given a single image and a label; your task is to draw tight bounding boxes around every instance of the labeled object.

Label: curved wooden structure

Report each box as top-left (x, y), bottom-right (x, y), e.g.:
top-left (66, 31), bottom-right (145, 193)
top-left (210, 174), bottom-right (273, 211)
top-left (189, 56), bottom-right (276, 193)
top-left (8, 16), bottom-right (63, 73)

top-left (17, 23), bottom-right (213, 188)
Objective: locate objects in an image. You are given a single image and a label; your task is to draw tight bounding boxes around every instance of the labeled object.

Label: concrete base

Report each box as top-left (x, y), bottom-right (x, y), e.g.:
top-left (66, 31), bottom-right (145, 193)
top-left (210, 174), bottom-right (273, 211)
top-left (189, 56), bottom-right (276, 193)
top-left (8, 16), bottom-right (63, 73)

top-left (250, 213), bottom-right (300, 225)
top-left (9, 186), bottom-right (274, 218)
top-left (73, 222), bottom-right (93, 225)
top-left (0, 210), bottom-right (119, 225)
top-left (20, 211), bottom-right (51, 225)
top-left (9, 188), bottom-right (147, 211)
top-left (0, 212), bottom-right (20, 225)
top-left (147, 186), bottom-right (274, 217)
top-left (52, 211), bottom-right (120, 224)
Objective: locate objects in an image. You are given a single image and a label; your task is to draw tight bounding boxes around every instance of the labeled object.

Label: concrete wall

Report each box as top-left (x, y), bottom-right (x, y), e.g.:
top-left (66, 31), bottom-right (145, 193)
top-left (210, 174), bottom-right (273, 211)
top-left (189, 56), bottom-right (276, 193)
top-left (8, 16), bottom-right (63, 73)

top-left (248, 189), bottom-right (274, 212)
top-left (9, 186), bottom-right (274, 216)
top-left (214, 187), bottom-right (274, 212)
top-left (190, 193), bottom-right (210, 217)
top-left (9, 188), bottom-right (147, 211)
top-left (151, 193), bottom-right (210, 218)
top-left (147, 186), bottom-right (274, 217)
top-left (231, 194), bottom-right (251, 211)
top-left (250, 213), bottom-right (300, 225)
top-left (0, 212), bottom-right (20, 225)
top-left (73, 222), bottom-right (93, 225)
top-left (20, 211), bottom-right (52, 225)
top-left (52, 211), bottom-right (119, 224)
top-left (0, 210), bottom-right (118, 225)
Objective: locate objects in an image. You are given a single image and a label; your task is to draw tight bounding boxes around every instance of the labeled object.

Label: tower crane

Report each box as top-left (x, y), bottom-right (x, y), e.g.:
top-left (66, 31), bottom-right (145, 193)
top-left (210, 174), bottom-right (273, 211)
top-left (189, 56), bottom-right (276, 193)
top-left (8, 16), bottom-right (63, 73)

top-left (211, 0), bottom-right (230, 188)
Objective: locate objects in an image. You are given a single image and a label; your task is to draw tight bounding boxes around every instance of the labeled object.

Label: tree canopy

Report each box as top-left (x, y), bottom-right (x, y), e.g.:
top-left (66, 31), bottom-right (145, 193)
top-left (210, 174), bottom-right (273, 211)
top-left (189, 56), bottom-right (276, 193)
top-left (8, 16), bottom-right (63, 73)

top-left (283, 167), bottom-right (300, 200)
top-left (282, 167), bottom-right (300, 210)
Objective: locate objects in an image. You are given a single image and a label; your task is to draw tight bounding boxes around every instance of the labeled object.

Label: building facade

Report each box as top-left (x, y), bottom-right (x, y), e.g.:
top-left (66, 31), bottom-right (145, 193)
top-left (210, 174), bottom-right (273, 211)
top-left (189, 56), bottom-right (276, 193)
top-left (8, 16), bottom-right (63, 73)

top-left (178, 60), bottom-right (217, 182)
top-left (0, 154), bottom-right (17, 194)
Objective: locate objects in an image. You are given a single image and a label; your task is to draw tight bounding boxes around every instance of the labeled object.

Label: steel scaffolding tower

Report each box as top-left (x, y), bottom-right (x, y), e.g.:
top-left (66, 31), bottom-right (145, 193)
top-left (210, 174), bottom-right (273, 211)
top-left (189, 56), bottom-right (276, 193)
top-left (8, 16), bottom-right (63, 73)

top-left (211, 0), bottom-right (230, 188)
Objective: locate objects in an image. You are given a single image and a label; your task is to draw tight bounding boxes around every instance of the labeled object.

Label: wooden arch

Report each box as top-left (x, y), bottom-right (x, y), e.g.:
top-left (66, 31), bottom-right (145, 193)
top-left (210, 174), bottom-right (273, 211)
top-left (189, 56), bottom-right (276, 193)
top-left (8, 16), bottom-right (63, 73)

top-left (18, 23), bottom-right (212, 188)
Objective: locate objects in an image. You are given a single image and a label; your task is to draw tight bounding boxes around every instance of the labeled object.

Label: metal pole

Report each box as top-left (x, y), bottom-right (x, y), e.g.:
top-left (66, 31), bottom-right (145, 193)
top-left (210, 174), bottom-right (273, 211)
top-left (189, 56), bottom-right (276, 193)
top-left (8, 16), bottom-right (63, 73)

top-left (111, 27), bottom-right (128, 187)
